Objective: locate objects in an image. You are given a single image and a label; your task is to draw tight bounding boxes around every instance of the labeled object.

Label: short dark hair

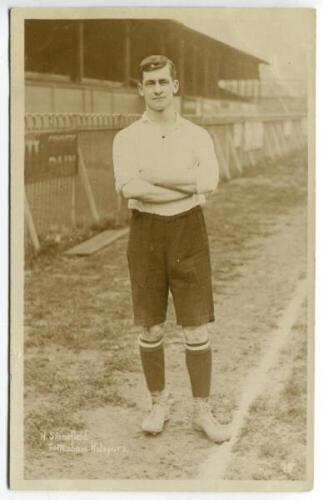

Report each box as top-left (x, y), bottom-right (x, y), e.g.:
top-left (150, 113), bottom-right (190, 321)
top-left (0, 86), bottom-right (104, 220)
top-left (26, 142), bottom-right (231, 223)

top-left (137, 55), bottom-right (177, 82)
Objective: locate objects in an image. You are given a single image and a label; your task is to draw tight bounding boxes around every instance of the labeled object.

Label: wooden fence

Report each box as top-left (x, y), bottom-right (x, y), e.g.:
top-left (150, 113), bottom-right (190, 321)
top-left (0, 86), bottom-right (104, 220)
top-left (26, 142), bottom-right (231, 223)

top-left (24, 112), bottom-right (307, 252)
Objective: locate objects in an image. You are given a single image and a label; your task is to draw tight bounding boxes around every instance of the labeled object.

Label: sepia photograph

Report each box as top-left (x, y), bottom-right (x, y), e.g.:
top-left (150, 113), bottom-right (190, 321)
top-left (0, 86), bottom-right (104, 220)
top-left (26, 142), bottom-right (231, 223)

top-left (10, 6), bottom-right (315, 491)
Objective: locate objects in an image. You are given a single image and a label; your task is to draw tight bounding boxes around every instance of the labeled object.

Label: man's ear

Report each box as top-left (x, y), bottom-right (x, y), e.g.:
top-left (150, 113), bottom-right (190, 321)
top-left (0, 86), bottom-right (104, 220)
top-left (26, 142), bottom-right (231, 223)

top-left (173, 79), bottom-right (179, 95)
top-left (137, 82), bottom-right (144, 97)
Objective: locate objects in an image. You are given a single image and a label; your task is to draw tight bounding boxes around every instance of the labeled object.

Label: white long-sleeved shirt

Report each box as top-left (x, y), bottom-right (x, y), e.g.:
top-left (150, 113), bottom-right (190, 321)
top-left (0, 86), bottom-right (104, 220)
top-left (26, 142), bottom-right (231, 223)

top-left (112, 111), bottom-right (219, 216)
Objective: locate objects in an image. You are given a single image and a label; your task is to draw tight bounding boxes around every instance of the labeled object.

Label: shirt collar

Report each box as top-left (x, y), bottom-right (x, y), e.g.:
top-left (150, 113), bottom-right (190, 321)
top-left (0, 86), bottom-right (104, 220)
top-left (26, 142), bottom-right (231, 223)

top-left (140, 110), bottom-right (183, 130)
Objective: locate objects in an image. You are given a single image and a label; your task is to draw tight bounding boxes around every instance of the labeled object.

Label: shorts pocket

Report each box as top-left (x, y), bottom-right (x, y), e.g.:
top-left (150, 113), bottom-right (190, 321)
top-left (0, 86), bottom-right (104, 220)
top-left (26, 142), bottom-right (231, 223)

top-left (171, 251), bottom-right (211, 289)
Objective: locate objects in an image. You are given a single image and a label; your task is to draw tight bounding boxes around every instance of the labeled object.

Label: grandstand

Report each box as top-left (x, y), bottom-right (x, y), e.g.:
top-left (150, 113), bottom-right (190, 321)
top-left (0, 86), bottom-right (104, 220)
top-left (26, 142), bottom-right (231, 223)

top-left (25, 19), bottom-right (268, 115)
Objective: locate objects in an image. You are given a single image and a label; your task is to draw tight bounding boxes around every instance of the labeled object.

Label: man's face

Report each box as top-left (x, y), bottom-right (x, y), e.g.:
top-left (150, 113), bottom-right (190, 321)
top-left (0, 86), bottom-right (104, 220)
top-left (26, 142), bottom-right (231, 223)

top-left (138, 64), bottom-right (179, 112)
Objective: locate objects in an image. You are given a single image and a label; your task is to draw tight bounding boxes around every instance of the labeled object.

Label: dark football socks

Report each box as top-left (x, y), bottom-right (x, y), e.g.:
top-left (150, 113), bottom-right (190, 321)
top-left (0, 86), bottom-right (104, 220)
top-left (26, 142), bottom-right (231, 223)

top-left (138, 335), bottom-right (165, 393)
top-left (185, 339), bottom-right (212, 398)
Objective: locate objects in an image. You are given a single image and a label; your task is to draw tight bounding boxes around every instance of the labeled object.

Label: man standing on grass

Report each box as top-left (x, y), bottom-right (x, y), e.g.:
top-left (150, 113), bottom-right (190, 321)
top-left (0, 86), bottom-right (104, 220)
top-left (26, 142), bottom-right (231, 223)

top-left (112, 55), bottom-right (231, 443)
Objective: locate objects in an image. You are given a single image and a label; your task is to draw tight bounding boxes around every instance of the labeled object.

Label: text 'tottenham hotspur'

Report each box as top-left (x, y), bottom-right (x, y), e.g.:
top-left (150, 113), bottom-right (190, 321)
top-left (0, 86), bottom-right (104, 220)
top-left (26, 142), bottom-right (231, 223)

top-left (40, 430), bottom-right (127, 455)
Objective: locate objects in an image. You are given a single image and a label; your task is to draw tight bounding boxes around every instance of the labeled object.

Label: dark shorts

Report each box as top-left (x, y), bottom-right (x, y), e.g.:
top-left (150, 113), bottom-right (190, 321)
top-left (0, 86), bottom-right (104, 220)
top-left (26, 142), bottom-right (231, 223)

top-left (126, 205), bottom-right (215, 328)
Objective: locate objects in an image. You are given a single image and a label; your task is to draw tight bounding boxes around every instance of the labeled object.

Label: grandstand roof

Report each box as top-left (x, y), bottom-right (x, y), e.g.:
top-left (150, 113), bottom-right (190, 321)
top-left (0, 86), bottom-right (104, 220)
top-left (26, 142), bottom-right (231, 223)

top-left (25, 19), bottom-right (268, 100)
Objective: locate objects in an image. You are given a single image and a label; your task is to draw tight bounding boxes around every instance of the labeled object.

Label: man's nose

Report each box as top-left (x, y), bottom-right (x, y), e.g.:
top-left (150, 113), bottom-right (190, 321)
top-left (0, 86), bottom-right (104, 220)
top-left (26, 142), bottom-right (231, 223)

top-left (154, 83), bottom-right (162, 93)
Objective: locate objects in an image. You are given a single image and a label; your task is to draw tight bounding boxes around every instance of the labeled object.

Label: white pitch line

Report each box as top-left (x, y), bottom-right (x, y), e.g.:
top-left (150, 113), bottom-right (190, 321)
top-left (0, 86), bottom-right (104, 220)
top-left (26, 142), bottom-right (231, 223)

top-left (199, 277), bottom-right (307, 480)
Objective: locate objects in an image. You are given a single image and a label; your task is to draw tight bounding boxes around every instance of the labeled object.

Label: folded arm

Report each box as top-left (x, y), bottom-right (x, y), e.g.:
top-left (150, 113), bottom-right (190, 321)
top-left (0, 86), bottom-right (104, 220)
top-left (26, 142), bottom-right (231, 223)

top-left (112, 126), bottom-right (219, 202)
top-left (139, 167), bottom-right (197, 194)
top-left (122, 178), bottom-right (192, 203)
